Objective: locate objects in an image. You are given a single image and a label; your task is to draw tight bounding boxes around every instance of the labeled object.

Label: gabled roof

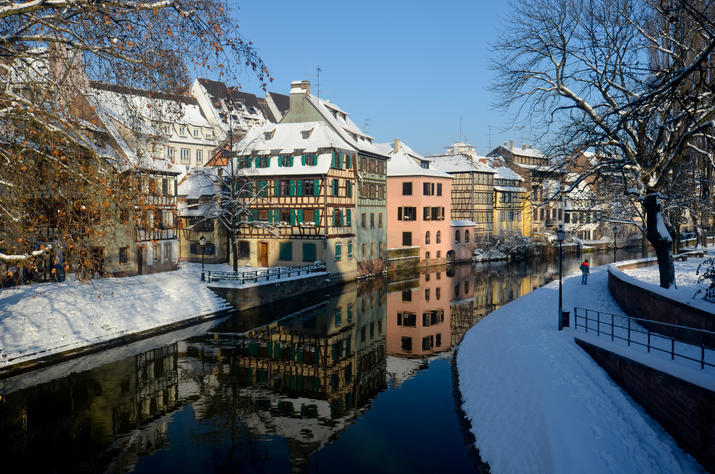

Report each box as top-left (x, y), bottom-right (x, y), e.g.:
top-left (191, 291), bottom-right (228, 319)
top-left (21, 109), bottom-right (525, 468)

top-left (427, 154), bottom-right (496, 174)
top-left (381, 142), bottom-right (451, 179)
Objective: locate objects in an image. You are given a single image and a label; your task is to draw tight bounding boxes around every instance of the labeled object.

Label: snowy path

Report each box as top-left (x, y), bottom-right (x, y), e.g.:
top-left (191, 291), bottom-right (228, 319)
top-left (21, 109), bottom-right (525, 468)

top-left (457, 264), bottom-right (708, 473)
top-left (0, 263), bottom-right (232, 368)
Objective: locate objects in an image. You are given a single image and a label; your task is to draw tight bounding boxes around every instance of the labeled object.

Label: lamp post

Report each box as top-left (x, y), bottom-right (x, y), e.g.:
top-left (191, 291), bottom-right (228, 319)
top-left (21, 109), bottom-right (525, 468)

top-left (200, 235), bottom-right (206, 282)
top-left (557, 224), bottom-right (565, 330)
top-left (612, 226), bottom-right (618, 263)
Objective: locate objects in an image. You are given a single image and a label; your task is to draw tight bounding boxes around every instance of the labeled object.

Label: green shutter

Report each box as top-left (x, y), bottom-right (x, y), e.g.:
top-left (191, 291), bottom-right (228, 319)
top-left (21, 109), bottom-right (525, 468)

top-left (273, 209), bottom-right (279, 224)
top-left (289, 156), bottom-right (294, 167)
top-left (255, 157), bottom-right (260, 168)
top-left (258, 180), bottom-right (267, 197)
top-left (297, 209), bottom-right (304, 223)
top-left (348, 155), bottom-right (353, 169)
top-left (301, 154), bottom-right (305, 165)
top-left (278, 157), bottom-right (282, 167)
top-left (314, 209), bottom-right (320, 226)
top-left (297, 180), bottom-right (303, 196)
top-left (290, 209), bottom-right (296, 225)
top-left (246, 157), bottom-right (252, 168)
top-left (346, 209), bottom-right (351, 226)
top-left (348, 241), bottom-right (353, 259)
top-left (289, 180), bottom-right (295, 196)
top-left (335, 242), bottom-right (341, 260)
top-left (332, 151), bottom-right (336, 168)
top-left (274, 180), bottom-right (279, 196)
top-left (251, 209), bottom-right (258, 221)
top-left (303, 243), bottom-right (316, 262)
top-left (314, 179), bottom-right (320, 196)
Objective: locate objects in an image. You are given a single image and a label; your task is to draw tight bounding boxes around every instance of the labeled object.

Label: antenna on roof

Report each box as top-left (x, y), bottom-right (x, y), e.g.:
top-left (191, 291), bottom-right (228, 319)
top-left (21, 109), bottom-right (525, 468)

top-left (316, 65), bottom-right (322, 99)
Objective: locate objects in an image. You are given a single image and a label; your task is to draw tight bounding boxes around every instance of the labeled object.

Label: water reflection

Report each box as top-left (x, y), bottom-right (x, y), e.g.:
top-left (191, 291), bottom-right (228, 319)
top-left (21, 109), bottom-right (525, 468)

top-left (0, 248), bottom-right (649, 473)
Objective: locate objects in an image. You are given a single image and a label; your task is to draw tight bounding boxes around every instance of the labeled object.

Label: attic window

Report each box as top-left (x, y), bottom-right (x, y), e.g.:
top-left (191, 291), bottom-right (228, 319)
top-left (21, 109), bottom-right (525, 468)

top-left (421, 160), bottom-right (429, 169)
top-left (301, 129), bottom-right (313, 139)
top-left (264, 129), bottom-right (275, 140)
top-left (193, 129), bottom-right (199, 137)
top-left (178, 126), bottom-right (185, 135)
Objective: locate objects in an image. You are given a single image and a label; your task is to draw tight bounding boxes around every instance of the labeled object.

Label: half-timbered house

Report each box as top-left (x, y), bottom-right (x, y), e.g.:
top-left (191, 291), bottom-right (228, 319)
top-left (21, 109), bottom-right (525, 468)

top-left (233, 121), bottom-right (362, 280)
top-left (279, 81), bottom-right (389, 277)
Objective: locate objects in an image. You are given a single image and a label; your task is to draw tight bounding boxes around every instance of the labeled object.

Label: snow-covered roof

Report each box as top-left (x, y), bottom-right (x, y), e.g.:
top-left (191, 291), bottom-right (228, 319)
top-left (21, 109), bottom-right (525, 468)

top-left (177, 168), bottom-right (222, 199)
top-left (383, 142), bottom-right (452, 179)
top-left (232, 122), bottom-right (351, 177)
top-left (428, 154), bottom-right (496, 174)
top-left (305, 95), bottom-right (387, 156)
top-left (494, 185), bottom-right (526, 193)
top-left (451, 220), bottom-right (476, 227)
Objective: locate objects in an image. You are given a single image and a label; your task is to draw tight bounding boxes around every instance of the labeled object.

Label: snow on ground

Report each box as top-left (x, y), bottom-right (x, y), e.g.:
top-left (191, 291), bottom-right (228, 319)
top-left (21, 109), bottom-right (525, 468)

top-left (0, 263), bottom-right (233, 368)
top-left (458, 263), bottom-right (709, 473)
top-left (619, 253), bottom-right (715, 313)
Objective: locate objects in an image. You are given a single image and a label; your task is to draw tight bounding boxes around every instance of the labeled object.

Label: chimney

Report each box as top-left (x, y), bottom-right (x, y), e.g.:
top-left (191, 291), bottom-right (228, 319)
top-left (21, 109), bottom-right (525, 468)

top-left (522, 144), bottom-right (527, 150)
top-left (394, 138), bottom-right (400, 153)
top-left (529, 144), bottom-right (533, 149)
top-left (289, 80), bottom-right (310, 114)
top-left (479, 158), bottom-right (487, 165)
top-left (509, 139), bottom-right (513, 150)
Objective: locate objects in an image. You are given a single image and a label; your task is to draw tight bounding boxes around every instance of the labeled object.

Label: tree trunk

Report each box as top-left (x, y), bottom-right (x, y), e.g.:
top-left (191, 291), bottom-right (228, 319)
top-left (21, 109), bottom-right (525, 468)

top-left (231, 235), bottom-right (238, 273)
top-left (644, 194), bottom-right (675, 288)
top-left (641, 230), bottom-right (648, 259)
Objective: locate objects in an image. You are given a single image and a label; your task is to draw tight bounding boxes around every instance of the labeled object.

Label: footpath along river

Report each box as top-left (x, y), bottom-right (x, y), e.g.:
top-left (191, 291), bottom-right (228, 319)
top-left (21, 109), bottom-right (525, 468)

top-left (0, 248), bottom-right (648, 473)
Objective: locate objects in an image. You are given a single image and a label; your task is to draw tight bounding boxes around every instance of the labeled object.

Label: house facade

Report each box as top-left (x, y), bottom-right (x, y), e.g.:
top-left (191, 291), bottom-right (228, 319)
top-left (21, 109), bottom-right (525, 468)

top-left (232, 121), bottom-right (361, 280)
top-left (384, 140), bottom-right (452, 267)
top-left (280, 81), bottom-right (389, 277)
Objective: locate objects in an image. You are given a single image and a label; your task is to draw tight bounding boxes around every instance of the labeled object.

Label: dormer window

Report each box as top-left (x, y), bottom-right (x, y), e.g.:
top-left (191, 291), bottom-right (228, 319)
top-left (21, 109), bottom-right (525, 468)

top-left (421, 160), bottom-right (429, 169)
top-left (193, 129), bottom-right (199, 137)
top-left (178, 126), bottom-right (185, 135)
top-left (164, 125), bottom-right (171, 135)
top-left (264, 129), bottom-right (275, 140)
top-left (301, 128), bottom-right (313, 139)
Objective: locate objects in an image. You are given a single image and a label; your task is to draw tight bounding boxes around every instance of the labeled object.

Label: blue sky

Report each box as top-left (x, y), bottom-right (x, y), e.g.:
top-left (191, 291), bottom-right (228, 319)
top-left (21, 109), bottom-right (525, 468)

top-left (227, 1), bottom-right (536, 156)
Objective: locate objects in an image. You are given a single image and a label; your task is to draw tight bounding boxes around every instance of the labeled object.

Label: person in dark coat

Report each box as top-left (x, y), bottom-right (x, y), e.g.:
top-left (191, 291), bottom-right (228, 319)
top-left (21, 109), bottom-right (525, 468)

top-left (580, 259), bottom-right (590, 285)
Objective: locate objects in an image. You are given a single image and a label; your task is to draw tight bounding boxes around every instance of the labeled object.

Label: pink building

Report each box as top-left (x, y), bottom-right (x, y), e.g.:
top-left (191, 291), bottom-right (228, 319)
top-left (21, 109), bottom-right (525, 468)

top-left (384, 140), bottom-right (453, 267)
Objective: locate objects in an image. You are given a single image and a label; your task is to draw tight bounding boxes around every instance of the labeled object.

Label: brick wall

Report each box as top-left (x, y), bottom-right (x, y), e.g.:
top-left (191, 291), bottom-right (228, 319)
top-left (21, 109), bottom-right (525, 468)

top-left (608, 267), bottom-right (715, 348)
top-left (576, 339), bottom-right (715, 472)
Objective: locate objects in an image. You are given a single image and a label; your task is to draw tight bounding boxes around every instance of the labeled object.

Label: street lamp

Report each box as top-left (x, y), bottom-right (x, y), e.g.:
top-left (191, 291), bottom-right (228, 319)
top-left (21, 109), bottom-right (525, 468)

top-left (200, 235), bottom-right (206, 282)
top-left (612, 226), bottom-right (618, 263)
top-left (556, 224), bottom-right (565, 331)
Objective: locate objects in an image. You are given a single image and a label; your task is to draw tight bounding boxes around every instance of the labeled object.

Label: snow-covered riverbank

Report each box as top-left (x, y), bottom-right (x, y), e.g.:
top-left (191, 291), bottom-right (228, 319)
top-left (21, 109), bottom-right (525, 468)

top-left (0, 263), bottom-right (233, 369)
top-left (457, 254), bottom-right (713, 473)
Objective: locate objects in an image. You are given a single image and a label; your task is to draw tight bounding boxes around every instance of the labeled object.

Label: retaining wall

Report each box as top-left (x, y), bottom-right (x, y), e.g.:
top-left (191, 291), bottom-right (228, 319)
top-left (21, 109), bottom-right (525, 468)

top-left (576, 339), bottom-right (715, 472)
top-left (608, 260), bottom-right (714, 348)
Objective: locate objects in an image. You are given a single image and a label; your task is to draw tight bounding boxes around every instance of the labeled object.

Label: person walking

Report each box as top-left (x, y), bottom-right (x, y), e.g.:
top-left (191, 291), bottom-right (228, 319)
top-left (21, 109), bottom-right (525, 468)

top-left (580, 259), bottom-right (590, 285)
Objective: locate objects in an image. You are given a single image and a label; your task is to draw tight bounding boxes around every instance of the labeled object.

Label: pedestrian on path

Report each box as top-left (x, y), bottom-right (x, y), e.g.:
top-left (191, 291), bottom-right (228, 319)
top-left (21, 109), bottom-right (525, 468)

top-left (580, 259), bottom-right (590, 285)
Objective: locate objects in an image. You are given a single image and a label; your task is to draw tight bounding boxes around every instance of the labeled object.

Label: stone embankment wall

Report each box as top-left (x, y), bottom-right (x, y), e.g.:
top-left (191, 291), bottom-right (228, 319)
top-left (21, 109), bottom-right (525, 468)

top-left (576, 339), bottom-right (715, 472)
top-left (608, 258), bottom-right (714, 347)
top-left (210, 274), bottom-right (338, 312)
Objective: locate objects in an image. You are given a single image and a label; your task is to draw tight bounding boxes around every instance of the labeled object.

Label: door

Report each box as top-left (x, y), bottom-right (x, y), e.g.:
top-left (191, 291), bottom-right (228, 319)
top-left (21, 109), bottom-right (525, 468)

top-left (137, 247), bottom-right (144, 275)
top-left (258, 242), bottom-right (268, 267)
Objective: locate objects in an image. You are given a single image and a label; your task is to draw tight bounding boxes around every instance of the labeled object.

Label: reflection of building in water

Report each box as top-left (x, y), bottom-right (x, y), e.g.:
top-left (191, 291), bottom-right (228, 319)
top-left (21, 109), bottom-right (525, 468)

top-left (386, 267), bottom-right (453, 357)
top-left (177, 280), bottom-right (387, 469)
top-left (0, 343), bottom-right (181, 473)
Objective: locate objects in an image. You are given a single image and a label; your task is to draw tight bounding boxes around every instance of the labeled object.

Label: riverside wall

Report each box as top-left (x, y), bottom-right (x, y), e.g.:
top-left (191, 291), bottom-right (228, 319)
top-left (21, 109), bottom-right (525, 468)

top-left (576, 339), bottom-right (715, 472)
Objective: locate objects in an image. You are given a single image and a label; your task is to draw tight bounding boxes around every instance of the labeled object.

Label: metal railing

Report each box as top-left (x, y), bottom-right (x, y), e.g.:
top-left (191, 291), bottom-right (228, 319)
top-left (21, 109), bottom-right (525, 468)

top-left (573, 307), bottom-right (714, 370)
top-left (207, 262), bottom-right (326, 284)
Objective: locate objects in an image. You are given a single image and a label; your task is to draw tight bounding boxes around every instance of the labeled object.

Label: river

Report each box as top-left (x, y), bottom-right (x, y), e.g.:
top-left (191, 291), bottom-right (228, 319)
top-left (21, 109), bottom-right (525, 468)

top-left (0, 247), bottom-right (649, 473)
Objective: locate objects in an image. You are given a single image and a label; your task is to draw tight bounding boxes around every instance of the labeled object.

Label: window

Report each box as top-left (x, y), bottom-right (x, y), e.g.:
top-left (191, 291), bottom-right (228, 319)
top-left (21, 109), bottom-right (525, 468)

top-left (465, 230), bottom-right (470, 242)
top-left (119, 247), bottom-right (128, 264)
top-left (436, 287), bottom-right (441, 300)
top-left (370, 213), bottom-right (375, 228)
top-left (193, 128), bottom-right (199, 137)
top-left (565, 212), bottom-right (571, 223)
top-left (332, 179), bottom-right (339, 196)
top-left (335, 242), bottom-right (342, 260)
top-left (423, 182), bottom-right (435, 195)
top-left (397, 207), bottom-right (417, 221)
top-left (370, 242), bottom-right (374, 257)
top-left (424, 207), bottom-right (431, 220)
top-left (239, 241), bottom-right (250, 258)
top-left (425, 251), bottom-right (430, 259)
top-left (178, 125), bottom-right (185, 135)
top-left (196, 149), bottom-right (203, 165)
top-left (166, 146), bottom-right (175, 162)
top-left (401, 337), bottom-right (412, 352)
top-left (257, 156), bottom-right (269, 168)
top-left (302, 179), bottom-right (315, 196)
top-left (455, 230), bottom-right (461, 243)
top-left (303, 243), bottom-right (317, 262)
top-left (304, 154), bottom-right (317, 166)
top-left (378, 213), bottom-right (383, 228)
top-left (402, 232), bottom-right (412, 246)
top-left (153, 244), bottom-right (161, 263)
top-left (279, 180), bottom-right (290, 196)
top-left (437, 250), bottom-right (441, 259)
top-left (361, 213), bottom-right (366, 228)
top-left (436, 231), bottom-right (441, 243)
top-left (464, 281), bottom-right (470, 293)
top-left (402, 182), bottom-right (412, 195)
top-left (279, 156), bottom-right (293, 167)
top-left (164, 243), bottom-right (172, 263)
top-left (436, 334), bottom-right (442, 347)
top-left (437, 183), bottom-right (442, 196)
top-left (425, 288), bottom-right (430, 301)
top-left (398, 312), bottom-right (417, 327)
top-left (422, 336), bottom-right (433, 351)
top-left (348, 241), bottom-right (353, 259)
top-left (362, 243), bottom-right (366, 258)
top-left (279, 242), bottom-right (292, 261)
top-left (333, 209), bottom-right (343, 226)
top-left (402, 289), bottom-right (412, 301)
top-left (346, 181), bottom-right (353, 198)
top-left (425, 231), bottom-right (430, 244)
top-left (369, 159), bottom-right (376, 173)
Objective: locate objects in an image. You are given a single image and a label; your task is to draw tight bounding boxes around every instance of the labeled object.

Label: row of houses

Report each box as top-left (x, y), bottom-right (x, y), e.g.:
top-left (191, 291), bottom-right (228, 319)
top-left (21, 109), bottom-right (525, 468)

top-left (9, 59), bottom-right (624, 282)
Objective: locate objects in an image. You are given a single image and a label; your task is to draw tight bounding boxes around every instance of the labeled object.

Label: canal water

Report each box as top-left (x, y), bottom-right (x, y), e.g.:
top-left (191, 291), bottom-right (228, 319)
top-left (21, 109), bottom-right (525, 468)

top-left (0, 249), bottom-right (647, 473)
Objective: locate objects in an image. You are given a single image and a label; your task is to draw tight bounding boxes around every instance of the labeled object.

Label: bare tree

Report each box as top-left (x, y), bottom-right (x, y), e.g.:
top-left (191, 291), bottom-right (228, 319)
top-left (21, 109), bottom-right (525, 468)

top-left (492, 0), bottom-right (714, 287)
top-left (0, 1), bottom-right (269, 272)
